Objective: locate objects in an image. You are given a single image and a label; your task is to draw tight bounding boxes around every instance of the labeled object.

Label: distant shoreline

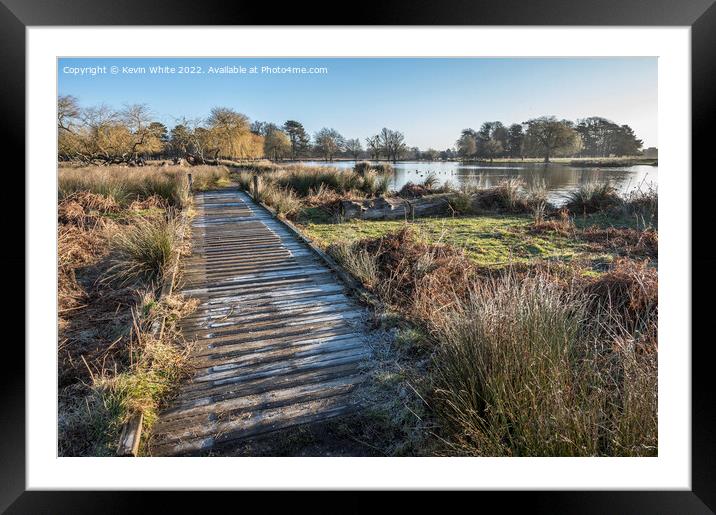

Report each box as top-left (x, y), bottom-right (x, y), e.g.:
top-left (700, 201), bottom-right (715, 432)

top-left (284, 157), bottom-right (658, 167)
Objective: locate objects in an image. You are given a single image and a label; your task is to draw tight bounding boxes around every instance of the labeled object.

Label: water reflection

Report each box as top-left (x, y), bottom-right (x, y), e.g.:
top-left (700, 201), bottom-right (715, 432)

top-left (293, 160), bottom-right (658, 205)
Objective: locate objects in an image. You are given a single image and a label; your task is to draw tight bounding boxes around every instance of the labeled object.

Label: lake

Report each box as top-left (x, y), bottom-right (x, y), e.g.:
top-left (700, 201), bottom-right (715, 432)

top-left (294, 160), bottom-right (658, 205)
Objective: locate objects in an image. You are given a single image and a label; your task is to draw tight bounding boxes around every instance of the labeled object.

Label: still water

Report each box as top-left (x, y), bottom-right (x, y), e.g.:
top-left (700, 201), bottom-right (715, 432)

top-left (295, 160), bottom-right (658, 205)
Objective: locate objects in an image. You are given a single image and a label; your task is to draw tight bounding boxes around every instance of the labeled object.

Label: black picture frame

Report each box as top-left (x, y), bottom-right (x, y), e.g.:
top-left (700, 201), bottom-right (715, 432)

top-left (4, 0), bottom-right (714, 511)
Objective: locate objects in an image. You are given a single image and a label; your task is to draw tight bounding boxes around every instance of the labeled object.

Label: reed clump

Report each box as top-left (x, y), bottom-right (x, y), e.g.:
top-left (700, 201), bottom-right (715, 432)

top-left (430, 271), bottom-right (657, 456)
top-left (103, 211), bottom-right (180, 286)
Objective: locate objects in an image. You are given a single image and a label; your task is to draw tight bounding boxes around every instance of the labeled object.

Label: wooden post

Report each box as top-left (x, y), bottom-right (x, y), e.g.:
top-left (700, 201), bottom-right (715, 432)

top-left (187, 173), bottom-right (193, 192)
top-left (117, 412), bottom-right (143, 457)
top-left (252, 174), bottom-right (259, 198)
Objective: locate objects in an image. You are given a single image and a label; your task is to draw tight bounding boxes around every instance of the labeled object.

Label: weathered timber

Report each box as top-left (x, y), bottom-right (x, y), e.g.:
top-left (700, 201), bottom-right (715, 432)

top-left (117, 413), bottom-right (143, 457)
top-left (149, 190), bottom-right (372, 456)
top-left (339, 192), bottom-right (457, 220)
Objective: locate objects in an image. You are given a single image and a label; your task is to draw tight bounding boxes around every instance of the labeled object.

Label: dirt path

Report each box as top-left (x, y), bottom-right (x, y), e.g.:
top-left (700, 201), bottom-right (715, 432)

top-left (149, 190), bottom-right (373, 456)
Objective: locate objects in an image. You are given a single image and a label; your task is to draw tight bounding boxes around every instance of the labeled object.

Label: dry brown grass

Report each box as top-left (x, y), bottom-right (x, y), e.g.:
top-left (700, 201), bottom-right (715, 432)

top-left (581, 227), bottom-right (658, 259)
top-left (58, 191), bottom-right (121, 227)
top-left (530, 208), bottom-right (575, 236)
top-left (428, 271), bottom-right (657, 456)
top-left (57, 175), bottom-right (197, 456)
top-left (59, 291), bottom-right (198, 456)
top-left (582, 258), bottom-right (658, 348)
top-left (329, 227), bottom-right (658, 456)
top-left (353, 226), bottom-right (477, 317)
top-left (103, 212), bottom-right (180, 286)
top-left (59, 165), bottom-right (191, 208)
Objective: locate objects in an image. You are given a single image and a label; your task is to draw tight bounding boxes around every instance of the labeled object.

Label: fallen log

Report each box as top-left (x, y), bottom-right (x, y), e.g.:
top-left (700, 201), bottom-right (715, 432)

top-left (339, 192), bottom-right (457, 221)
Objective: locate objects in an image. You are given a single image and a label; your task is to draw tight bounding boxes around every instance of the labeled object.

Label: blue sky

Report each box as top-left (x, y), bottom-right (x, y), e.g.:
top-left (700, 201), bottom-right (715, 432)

top-left (58, 57), bottom-right (657, 149)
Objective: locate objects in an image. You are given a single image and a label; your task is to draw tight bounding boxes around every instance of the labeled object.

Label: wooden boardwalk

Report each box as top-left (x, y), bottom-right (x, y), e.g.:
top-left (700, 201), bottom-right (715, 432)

top-left (150, 190), bottom-right (371, 456)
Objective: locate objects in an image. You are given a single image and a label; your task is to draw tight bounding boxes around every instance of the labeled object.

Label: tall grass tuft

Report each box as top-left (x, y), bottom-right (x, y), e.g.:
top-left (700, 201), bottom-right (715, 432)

top-left (372, 163), bottom-right (394, 174)
top-left (327, 240), bottom-right (380, 288)
top-left (621, 184), bottom-right (658, 227)
top-left (104, 212), bottom-right (179, 285)
top-left (263, 186), bottom-right (302, 218)
top-left (361, 170), bottom-right (379, 195)
top-left (565, 182), bottom-right (621, 214)
top-left (429, 271), bottom-right (657, 456)
top-left (376, 173), bottom-right (392, 195)
top-left (495, 178), bottom-right (524, 211)
top-left (354, 161), bottom-right (373, 175)
top-left (422, 173), bottom-right (439, 189)
top-left (233, 170), bottom-right (254, 192)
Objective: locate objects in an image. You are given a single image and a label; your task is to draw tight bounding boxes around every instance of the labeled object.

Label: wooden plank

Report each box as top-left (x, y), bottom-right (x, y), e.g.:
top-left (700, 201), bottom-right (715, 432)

top-left (153, 374), bottom-right (364, 431)
top-left (174, 360), bottom-right (363, 404)
top-left (150, 395), bottom-right (361, 456)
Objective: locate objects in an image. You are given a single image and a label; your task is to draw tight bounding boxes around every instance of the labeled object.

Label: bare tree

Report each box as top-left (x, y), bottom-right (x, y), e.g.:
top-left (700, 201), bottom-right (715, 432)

top-left (314, 128), bottom-right (344, 161)
top-left (121, 103), bottom-right (160, 162)
top-left (365, 135), bottom-right (381, 160)
top-left (377, 128), bottom-right (407, 162)
top-left (57, 95), bottom-right (80, 133)
top-left (345, 138), bottom-right (363, 160)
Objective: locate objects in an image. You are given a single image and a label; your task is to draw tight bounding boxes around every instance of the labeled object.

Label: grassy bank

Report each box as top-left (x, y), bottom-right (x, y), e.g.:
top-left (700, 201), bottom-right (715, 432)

top-left (298, 206), bottom-right (655, 270)
top-left (58, 165), bottom-right (199, 456)
top-left (320, 226), bottom-right (657, 456)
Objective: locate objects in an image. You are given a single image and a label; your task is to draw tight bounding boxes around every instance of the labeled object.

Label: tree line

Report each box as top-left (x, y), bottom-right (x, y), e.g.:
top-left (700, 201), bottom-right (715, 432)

top-left (57, 96), bottom-right (422, 165)
top-left (58, 96), bottom-right (645, 166)
top-left (456, 116), bottom-right (644, 163)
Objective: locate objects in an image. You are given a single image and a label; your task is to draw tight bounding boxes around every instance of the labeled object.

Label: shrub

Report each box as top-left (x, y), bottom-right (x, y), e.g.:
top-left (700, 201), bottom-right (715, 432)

top-left (582, 258), bottom-right (658, 341)
top-left (355, 227), bottom-right (476, 314)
